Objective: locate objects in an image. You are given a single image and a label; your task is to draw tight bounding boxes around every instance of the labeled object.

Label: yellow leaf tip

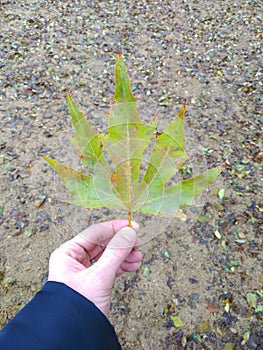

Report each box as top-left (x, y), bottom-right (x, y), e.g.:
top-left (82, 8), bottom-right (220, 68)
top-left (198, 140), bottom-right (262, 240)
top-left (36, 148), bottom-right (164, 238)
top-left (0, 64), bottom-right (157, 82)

top-left (115, 48), bottom-right (122, 58)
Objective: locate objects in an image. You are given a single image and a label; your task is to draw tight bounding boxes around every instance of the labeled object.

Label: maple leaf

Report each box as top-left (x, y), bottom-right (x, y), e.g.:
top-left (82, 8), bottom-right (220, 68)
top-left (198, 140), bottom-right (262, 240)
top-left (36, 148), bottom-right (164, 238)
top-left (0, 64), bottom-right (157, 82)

top-left (42, 55), bottom-right (221, 226)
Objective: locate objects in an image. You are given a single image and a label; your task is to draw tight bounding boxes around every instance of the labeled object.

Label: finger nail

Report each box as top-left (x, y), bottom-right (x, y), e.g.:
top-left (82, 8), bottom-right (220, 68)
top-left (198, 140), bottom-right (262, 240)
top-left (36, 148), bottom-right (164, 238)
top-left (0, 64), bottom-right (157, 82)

top-left (119, 227), bottom-right (136, 242)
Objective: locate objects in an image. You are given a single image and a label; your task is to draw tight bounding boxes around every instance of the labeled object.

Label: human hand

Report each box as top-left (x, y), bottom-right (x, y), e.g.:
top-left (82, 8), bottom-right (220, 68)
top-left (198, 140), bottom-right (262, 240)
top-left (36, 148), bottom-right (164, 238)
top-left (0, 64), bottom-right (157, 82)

top-left (48, 220), bottom-right (143, 316)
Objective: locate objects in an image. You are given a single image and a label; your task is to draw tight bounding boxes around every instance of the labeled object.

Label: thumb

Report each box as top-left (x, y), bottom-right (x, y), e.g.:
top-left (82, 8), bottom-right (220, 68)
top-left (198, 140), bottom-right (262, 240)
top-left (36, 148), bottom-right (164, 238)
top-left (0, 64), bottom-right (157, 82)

top-left (97, 227), bottom-right (137, 279)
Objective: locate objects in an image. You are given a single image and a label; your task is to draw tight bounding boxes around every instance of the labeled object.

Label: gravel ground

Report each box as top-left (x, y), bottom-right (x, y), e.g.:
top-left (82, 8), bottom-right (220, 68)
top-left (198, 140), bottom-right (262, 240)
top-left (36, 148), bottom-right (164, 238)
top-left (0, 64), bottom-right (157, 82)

top-left (0, 1), bottom-right (262, 349)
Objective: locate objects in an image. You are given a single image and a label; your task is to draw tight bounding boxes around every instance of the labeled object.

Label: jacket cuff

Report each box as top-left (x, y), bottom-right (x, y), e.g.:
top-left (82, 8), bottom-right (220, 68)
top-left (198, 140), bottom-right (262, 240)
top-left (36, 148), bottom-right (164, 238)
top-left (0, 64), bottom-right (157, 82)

top-left (0, 281), bottom-right (122, 350)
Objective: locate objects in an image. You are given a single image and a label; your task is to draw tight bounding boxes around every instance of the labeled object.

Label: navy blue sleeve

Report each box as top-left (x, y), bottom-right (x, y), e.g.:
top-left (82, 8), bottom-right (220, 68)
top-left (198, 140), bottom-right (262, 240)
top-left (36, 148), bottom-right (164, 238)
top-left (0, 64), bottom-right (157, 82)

top-left (0, 281), bottom-right (122, 350)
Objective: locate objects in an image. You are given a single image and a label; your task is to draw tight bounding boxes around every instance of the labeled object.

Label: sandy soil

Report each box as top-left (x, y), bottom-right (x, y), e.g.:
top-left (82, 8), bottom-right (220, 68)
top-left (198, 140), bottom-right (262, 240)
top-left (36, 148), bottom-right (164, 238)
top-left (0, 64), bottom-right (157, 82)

top-left (0, 1), bottom-right (262, 349)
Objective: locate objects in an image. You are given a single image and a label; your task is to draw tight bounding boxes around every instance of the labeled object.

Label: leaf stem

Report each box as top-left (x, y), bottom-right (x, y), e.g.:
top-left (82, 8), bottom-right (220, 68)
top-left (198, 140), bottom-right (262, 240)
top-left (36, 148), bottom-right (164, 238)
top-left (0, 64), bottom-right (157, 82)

top-left (128, 211), bottom-right (132, 227)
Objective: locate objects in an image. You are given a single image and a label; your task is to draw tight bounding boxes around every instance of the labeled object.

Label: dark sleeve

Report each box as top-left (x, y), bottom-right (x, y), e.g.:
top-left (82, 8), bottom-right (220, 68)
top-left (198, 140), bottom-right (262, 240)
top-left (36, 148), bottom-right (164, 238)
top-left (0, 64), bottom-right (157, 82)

top-left (0, 281), bottom-right (122, 350)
